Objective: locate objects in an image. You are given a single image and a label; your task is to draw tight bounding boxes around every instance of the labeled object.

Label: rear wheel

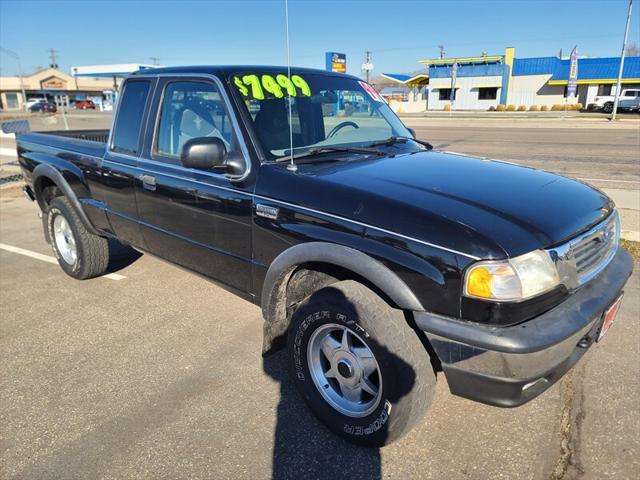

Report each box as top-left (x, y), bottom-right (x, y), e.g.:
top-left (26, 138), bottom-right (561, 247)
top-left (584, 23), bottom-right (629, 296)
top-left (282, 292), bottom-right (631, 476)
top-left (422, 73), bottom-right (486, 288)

top-left (45, 196), bottom-right (110, 279)
top-left (287, 280), bottom-right (436, 446)
top-left (603, 102), bottom-right (614, 113)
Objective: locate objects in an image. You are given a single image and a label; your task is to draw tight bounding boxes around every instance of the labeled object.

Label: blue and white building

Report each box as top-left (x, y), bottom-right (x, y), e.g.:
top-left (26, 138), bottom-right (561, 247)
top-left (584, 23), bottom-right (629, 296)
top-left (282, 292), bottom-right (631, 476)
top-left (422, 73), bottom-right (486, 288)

top-left (382, 47), bottom-right (640, 111)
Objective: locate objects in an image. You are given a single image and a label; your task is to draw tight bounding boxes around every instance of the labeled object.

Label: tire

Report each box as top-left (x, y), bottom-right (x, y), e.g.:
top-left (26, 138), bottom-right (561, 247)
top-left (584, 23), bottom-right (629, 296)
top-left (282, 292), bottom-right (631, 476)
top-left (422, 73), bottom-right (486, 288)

top-left (603, 102), bottom-right (614, 113)
top-left (287, 280), bottom-right (436, 447)
top-left (45, 196), bottom-right (110, 279)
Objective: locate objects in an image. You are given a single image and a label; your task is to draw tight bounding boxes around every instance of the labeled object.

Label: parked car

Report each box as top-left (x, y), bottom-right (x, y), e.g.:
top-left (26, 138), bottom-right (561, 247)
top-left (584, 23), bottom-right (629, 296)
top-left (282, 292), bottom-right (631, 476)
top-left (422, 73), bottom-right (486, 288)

top-left (28, 101), bottom-right (57, 113)
top-left (75, 100), bottom-right (96, 110)
top-left (589, 88), bottom-right (640, 112)
top-left (25, 98), bottom-right (47, 110)
top-left (13, 66), bottom-right (632, 447)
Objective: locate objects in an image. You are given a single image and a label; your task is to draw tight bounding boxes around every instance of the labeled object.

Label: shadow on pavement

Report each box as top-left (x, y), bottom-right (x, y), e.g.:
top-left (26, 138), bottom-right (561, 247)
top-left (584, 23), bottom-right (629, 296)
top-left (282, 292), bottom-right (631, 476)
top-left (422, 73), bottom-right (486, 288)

top-left (106, 239), bottom-right (143, 274)
top-left (263, 350), bottom-right (383, 480)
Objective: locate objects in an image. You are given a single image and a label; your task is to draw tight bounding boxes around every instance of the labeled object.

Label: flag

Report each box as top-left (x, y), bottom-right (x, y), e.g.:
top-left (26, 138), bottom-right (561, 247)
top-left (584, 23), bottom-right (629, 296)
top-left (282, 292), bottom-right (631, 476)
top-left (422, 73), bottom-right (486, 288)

top-left (566, 46), bottom-right (578, 98)
top-left (451, 62), bottom-right (458, 103)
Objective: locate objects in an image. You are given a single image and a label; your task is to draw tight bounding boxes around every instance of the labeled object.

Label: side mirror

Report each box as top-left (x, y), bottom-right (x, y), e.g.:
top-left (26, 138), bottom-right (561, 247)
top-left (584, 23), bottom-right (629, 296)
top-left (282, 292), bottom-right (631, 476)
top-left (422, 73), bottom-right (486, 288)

top-left (407, 127), bottom-right (416, 138)
top-left (181, 137), bottom-right (227, 171)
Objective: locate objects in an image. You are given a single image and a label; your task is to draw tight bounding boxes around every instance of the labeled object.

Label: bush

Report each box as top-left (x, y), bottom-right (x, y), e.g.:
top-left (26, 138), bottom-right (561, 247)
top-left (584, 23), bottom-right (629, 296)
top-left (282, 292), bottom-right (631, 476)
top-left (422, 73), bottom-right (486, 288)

top-left (488, 105), bottom-right (496, 111)
top-left (506, 104), bottom-right (516, 111)
top-left (496, 104), bottom-right (506, 111)
top-left (540, 105), bottom-right (549, 111)
top-left (529, 105), bottom-right (539, 111)
top-left (551, 104), bottom-right (564, 111)
top-left (574, 103), bottom-right (584, 111)
top-left (517, 105), bottom-right (527, 111)
top-left (443, 104), bottom-right (451, 111)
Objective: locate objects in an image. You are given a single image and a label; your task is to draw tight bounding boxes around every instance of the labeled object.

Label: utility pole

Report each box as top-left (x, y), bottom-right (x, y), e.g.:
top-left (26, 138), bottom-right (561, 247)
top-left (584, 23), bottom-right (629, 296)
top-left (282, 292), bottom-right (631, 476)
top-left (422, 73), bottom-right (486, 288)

top-left (149, 57), bottom-right (160, 66)
top-left (361, 51), bottom-right (374, 84)
top-left (362, 51), bottom-right (373, 83)
top-left (438, 45), bottom-right (445, 59)
top-left (611, 0), bottom-right (633, 121)
top-left (0, 47), bottom-right (27, 111)
top-left (48, 48), bottom-right (59, 69)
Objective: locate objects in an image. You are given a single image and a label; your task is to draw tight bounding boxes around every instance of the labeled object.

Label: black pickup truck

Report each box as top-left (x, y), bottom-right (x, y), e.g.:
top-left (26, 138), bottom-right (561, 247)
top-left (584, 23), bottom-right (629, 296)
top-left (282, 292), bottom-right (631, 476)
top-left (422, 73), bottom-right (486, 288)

top-left (15, 66), bottom-right (632, 446)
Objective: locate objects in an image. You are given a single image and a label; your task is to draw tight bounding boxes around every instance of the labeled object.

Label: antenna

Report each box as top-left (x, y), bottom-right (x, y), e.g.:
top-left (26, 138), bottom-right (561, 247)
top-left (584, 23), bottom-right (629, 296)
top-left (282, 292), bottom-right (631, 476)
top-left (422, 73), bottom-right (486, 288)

top-left (284, 0), bottom-right (297, 172)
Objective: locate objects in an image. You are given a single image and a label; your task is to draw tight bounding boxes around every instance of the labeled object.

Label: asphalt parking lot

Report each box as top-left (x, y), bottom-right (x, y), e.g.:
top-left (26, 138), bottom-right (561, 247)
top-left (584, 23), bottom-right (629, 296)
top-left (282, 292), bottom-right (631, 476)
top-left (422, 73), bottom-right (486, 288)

top-left (1, 188), bottom-right (639, 479)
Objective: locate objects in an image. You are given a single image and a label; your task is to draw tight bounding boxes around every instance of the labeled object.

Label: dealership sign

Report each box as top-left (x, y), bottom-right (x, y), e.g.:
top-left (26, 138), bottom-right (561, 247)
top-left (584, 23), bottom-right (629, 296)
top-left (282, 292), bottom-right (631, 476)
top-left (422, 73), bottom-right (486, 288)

top-left (40, 76), bottom-right (67, 90)
top-left (326, 52), bottom-right (346, 73)
top-left (566, 46), bottom-right (578, 98)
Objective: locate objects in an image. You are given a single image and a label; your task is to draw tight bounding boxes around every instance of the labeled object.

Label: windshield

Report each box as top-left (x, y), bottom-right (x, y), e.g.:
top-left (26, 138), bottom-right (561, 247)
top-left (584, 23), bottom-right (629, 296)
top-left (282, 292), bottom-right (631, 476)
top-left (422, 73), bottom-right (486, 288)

top-left (231, 71), bottom-right (413, 160)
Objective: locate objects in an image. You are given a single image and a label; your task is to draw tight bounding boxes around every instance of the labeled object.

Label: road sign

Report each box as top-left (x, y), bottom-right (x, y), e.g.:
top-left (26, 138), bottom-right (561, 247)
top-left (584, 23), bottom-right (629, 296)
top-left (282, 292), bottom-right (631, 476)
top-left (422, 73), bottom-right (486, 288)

top-left (326, 52), bottom-right (346, 73)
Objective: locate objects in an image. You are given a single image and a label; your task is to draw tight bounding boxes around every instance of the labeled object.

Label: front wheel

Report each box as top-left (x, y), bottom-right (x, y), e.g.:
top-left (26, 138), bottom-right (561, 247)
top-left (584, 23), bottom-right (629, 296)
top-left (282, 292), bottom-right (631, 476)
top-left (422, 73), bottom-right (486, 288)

top-left (603, 102), bottom-right (614, 113)
top-left (287, 280), bottom-right (436, 446)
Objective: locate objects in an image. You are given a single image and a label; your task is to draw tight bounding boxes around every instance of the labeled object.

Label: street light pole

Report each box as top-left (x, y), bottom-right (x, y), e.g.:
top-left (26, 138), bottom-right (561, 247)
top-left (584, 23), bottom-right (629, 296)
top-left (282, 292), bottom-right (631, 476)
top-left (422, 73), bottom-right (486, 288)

top-left (0, 47), bottom-right (28, 111)
top-left (611, 0), bottom-right (633, 121)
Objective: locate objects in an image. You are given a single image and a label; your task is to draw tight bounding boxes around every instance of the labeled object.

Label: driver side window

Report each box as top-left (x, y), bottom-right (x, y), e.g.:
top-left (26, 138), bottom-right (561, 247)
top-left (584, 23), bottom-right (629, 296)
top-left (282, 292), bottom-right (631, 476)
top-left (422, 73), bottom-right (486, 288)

top-left (156, 81), bottom-right (234, 159)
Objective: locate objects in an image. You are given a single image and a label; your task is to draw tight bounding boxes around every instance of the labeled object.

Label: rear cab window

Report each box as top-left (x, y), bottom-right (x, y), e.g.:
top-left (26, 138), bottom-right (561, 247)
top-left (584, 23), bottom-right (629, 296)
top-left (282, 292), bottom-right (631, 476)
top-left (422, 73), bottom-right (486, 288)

top-left (111, 80), bottom-right (152, 156)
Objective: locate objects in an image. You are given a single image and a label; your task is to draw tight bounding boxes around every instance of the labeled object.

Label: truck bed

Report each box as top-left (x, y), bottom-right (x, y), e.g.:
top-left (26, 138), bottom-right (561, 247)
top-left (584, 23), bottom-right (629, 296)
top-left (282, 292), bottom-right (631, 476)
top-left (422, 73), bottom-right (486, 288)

top-left (17, 129), bottom-right (109, 160)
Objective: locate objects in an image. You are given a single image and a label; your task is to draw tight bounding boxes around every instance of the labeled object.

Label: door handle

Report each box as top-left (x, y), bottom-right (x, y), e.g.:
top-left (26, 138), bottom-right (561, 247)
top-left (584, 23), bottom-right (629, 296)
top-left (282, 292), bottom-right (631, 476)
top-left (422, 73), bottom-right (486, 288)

top-left (140, 174), bottom-right (156, 191)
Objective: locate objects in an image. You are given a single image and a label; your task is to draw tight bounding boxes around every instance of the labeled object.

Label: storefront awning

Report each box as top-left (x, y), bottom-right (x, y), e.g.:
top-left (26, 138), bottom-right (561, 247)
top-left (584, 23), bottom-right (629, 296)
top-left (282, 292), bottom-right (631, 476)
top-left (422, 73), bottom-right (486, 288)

top-left (548, 78), bottom-right (640, 85)
top-left (381, 73), bottom-right (429, 87)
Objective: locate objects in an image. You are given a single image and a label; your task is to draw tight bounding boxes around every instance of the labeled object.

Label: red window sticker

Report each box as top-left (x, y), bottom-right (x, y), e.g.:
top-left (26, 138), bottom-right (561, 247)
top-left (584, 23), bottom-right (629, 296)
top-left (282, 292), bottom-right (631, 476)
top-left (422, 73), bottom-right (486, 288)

top-left (358, 81), bottom-right (383, 102)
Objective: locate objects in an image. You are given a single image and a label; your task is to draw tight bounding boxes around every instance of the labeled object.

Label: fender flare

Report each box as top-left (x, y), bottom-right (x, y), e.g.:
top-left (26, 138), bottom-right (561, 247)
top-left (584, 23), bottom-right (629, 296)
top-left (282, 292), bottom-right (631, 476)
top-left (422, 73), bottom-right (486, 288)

top-left (32, 164), bottom-right (101, 236)
top-left (260, 241), bottom-right (424, 354)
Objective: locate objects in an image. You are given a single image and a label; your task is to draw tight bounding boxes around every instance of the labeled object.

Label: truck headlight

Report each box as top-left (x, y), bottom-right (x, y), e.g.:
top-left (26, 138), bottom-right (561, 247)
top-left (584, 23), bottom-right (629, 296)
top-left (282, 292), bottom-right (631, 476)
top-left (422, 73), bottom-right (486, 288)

top-left (464, 250), bottom-right (560, 301)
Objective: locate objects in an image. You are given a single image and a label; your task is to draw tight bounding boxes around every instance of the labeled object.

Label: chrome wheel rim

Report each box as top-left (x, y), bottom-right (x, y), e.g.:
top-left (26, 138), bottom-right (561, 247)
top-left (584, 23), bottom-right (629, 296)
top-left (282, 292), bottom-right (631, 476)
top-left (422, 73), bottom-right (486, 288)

top-left (53, 215), bottom-right (77, 265)
top-left (307, 323), bottom-right (382, 417)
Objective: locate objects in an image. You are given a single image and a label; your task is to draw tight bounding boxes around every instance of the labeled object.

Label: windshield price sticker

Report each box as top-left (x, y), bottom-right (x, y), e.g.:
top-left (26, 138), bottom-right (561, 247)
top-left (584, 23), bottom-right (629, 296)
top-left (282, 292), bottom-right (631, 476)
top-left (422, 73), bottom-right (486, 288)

top-left (358, 81), bottom-right (384, 102)
top-left (234, 74), bottom-right (311, 100)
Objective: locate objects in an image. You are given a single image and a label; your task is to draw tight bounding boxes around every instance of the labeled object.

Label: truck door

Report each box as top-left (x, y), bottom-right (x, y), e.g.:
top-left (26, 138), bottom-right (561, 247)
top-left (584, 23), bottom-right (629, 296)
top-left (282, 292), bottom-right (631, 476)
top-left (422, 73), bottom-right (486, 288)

top-left (135, 76), bottom-right (254, 293)
top-left (101, 78), bottom-right (156, 248)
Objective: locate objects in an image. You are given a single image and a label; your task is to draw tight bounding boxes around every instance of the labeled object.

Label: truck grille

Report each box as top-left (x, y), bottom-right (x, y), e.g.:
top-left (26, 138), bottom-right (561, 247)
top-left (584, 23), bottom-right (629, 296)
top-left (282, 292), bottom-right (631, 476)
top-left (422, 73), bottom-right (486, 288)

top-left (572, 213), bottom-right (618, 284)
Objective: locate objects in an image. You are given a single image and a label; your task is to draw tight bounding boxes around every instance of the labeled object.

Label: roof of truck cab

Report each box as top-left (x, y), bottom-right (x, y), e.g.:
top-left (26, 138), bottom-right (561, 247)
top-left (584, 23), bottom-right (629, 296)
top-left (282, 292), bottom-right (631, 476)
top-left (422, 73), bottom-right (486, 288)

top-left (131, 65), bottom-right (361, 80)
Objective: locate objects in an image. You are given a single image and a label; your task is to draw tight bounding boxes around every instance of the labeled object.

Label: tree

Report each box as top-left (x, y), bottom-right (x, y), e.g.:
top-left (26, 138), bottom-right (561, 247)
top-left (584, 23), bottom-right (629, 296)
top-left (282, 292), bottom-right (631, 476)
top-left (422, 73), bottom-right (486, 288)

top-left (626, 42), bottom-right (640, 57)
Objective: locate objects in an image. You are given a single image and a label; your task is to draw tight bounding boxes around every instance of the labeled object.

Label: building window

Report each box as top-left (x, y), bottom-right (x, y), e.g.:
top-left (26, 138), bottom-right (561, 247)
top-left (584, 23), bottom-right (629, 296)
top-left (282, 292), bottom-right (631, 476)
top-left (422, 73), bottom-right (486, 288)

top-left (4, 92), bottom-right (19, 109)
top-left (597, 84), bottom-right (612, 96)
top-left (438, 88), bottom-right (454, 101)
top-left (478, 87), bottom-right (498, 100)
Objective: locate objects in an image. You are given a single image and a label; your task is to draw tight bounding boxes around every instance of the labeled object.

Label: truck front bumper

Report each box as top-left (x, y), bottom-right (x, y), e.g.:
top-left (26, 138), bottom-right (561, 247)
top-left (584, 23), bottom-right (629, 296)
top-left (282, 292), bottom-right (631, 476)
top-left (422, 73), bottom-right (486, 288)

top-left (414, 248), bottom-right (633, 407)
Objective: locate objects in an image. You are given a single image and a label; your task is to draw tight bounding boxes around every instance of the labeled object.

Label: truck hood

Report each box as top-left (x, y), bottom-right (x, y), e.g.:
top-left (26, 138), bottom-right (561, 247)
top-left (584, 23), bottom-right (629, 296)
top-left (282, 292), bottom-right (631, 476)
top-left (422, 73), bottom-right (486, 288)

top-left (258, 150), bottom-right (613, 259)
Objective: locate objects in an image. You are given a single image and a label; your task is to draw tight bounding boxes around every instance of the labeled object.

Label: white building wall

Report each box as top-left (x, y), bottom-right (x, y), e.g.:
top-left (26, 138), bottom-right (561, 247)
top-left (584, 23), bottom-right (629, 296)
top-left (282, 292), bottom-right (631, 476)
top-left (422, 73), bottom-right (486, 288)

top-left (510, 74), bottom-right (575, 107)
top-left (428, 76), bottom-right (502, 110)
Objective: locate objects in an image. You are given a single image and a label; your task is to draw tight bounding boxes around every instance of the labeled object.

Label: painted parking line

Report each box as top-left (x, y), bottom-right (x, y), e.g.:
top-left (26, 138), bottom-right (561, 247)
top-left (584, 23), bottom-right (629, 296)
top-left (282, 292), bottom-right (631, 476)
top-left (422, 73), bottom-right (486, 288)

top-left (578, 177), bottom-right (640, 185)
top-left (0, 147), bottom-right (17, 157)
top-left (0, 242), bottom-right (125, 281)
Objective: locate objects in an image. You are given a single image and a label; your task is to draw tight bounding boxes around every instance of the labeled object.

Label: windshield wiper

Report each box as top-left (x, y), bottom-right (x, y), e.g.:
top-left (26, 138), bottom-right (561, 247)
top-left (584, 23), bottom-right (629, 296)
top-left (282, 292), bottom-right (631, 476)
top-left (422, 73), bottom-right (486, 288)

top-left (275, 146), bottom-right (387, 163)
top-left (367, 136), bottom-right (433, 150)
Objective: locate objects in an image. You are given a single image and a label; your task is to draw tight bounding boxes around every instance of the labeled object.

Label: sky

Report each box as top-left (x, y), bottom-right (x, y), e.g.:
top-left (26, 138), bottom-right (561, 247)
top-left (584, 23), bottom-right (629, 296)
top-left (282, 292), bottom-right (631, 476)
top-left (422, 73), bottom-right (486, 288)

top-left (1, 0), bottom-right (638, 78)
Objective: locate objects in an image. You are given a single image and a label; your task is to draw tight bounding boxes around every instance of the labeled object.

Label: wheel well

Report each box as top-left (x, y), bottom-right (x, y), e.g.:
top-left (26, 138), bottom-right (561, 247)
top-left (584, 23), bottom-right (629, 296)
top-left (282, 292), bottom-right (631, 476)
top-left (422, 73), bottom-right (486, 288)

top-left (262, 261), bottom-right (403, 355)
top-left (285, 262), bottom-right (399, 313)
top-left (36, 177), bottom-right (63, 207)
top-left (265, 261), bottom-right (441, 370)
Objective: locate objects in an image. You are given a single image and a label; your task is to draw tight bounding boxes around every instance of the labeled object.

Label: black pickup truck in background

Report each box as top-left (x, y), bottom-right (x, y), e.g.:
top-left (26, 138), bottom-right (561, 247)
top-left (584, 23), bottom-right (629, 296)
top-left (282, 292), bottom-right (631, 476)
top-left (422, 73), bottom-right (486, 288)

top-left (14, 66), bottom-right (632, 446)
